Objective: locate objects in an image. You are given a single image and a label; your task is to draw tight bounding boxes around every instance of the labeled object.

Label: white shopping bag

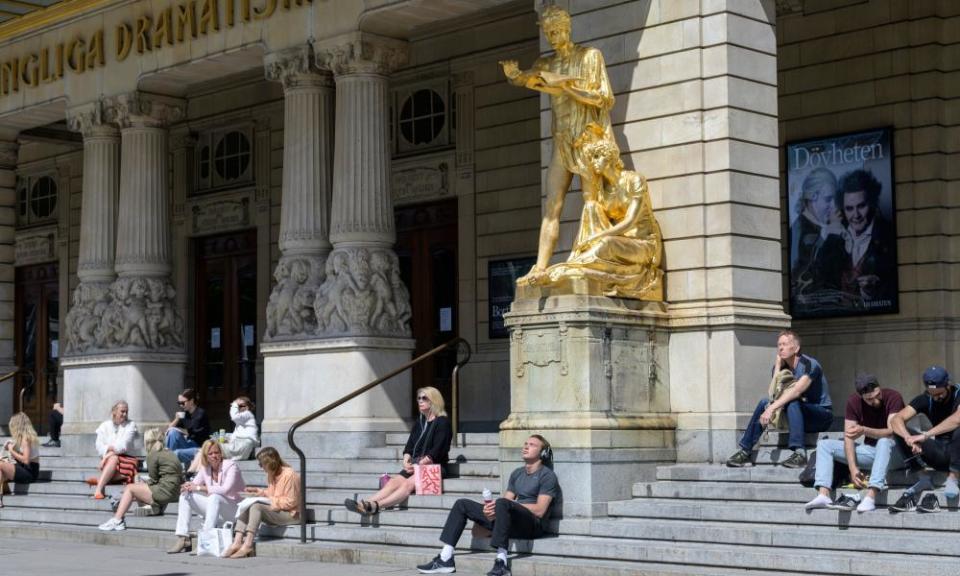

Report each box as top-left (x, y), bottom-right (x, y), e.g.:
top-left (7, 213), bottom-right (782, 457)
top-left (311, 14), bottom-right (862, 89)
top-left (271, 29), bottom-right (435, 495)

top-left (197, 521), bottom-right (234, 558)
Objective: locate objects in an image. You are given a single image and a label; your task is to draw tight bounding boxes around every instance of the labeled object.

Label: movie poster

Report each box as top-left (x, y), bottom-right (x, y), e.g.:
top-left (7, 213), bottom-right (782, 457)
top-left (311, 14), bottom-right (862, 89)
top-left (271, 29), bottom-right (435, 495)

top-left (786, 127), bottom-right (897, 319)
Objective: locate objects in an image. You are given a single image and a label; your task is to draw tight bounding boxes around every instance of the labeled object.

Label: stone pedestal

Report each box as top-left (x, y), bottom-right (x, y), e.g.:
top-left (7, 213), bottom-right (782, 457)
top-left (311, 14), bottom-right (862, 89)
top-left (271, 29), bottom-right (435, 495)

top-left (61, 352), bottom-right (186, 452)
top-left (502, 287), bottom-right (675, 517)
top-left (260, 337), bottom-right (414, 457)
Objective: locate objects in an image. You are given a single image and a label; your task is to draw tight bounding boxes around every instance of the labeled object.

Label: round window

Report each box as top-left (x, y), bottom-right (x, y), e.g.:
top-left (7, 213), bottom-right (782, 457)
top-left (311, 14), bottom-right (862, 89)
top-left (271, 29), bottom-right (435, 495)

top-left (214, 131), bottom-right (251, 181)
top-left (30, 176), bottom-right (58, 219)
top-left (399, 89), bottom-right (446, 145)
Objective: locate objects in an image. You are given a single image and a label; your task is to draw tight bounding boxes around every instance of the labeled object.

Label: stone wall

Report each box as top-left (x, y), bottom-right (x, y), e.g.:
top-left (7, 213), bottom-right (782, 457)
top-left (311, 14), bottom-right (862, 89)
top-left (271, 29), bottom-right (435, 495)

top-left (778, 0), bottom-right (960, 398)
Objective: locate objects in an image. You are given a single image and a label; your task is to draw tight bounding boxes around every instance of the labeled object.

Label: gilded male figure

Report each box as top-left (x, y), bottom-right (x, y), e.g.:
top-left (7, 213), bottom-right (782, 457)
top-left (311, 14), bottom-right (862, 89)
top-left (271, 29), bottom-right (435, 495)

top-left (500, 6), bottom-right (615, 283)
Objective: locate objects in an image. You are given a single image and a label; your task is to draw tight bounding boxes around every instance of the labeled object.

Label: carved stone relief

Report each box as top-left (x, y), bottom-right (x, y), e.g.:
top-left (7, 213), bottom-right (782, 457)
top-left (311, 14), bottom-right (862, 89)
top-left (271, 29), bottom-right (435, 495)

top-left (15, 228), bottom-right (57, 266)
top-left (64, 277), bottom-right (184, 354)
top-left (314, 247), bottom-right (411, 338)
top-left (264, 255), bottom-right (326, 340)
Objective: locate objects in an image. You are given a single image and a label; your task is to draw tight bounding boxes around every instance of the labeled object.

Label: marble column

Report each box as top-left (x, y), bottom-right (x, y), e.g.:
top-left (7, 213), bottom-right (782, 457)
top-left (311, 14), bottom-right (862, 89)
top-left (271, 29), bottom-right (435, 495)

top-left (61, 93), bottom-right (187, 446)
top-left (0, 134), bottom-right (17, 427)
top-left (259, 35), bottom-right (414, 456)
top-left (262, 45), bottom-right (333, 340)
top-left (63, 102), bottom-right (119, 355)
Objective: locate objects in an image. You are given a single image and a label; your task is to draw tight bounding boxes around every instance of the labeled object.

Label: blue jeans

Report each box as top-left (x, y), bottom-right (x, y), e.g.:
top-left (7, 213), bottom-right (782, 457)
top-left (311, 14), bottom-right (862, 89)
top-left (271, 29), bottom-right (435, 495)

top-left (738, 398), bottom-right (833, 451)
top-left (814, 437), bottom-right (905, 490)
top-left (165, 428), bottom-right (199, 466)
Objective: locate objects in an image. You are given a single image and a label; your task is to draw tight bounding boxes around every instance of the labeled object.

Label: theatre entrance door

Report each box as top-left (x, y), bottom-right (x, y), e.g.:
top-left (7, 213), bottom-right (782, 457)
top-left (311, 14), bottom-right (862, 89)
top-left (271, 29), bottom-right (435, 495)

top-left (194, 230), bottom-right (258, 428)
top-left (395, 200), bottom-right (458, 414)
top-left (15, 263), bottom-right (59, 434)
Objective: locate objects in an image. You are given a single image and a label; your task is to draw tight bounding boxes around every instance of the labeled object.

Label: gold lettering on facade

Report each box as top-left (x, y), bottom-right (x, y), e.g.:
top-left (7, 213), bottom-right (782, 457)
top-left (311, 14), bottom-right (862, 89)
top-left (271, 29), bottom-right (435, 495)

top-left (116, 24), bottom-right (133, 61)
top-left (175, 2), bottom-right (198, 42)
top-left (253, 0), bottom-right (275, 20)
top-left (86, 30), bottom-right (105, 69)
top-left (136, 16), bottom-right (152, 53)
top-left (20, 53), bottom-right (39, 87)
top-left (153, 8), bottom-right (174, 48)
top-left (66, 39), bottom-right (86, 73)
top-left (199, 0), bottom-right (219, 34)
top-left (1, 59), bottom-right (18, 94)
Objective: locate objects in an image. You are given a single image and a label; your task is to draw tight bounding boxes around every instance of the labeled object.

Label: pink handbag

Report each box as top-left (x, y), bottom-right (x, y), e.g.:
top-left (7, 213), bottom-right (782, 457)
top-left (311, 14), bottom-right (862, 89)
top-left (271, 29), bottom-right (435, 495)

top-left (379, 473), bottom-right (392, 489)
top-left (413, 464), bottom-right (443, 495)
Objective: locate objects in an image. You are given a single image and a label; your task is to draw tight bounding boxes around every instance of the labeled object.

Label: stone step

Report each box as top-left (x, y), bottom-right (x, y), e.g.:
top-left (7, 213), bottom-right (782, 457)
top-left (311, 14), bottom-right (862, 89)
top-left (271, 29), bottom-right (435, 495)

top-left (631, 480), bottom-right (959, 507)
top-left (608, 497), bottom-right (960, 531)
top-left (385, 432), bottom-right (500, 446)
top-left (3, 506), bottom-right (954, 575)
top-left (586, 517), bottom-right (956, 557)
top-left (33, 456), bottom-right (501, 478)
top-left (656, 463), bottom-right (941, 486)
top-left (0, 523), bottom-right (823, 576)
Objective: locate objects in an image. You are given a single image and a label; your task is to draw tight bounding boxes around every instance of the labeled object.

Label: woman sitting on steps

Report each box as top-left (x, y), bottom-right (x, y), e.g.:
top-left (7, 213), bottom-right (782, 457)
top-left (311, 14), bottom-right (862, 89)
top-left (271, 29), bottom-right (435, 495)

top-left (344, 386), bottom-right (452, 516)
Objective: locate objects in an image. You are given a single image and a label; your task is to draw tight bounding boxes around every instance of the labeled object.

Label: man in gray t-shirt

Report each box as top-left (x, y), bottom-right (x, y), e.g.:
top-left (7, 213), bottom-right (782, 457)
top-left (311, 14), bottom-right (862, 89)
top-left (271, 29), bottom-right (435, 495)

top-left (417, 435), bottom-right (560, 576)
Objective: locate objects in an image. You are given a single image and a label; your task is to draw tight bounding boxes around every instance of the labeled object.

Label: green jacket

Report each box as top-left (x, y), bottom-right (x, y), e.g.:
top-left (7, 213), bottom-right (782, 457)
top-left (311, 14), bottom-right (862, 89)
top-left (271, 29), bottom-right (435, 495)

top-left (146, 449), bottom-right (183, 506)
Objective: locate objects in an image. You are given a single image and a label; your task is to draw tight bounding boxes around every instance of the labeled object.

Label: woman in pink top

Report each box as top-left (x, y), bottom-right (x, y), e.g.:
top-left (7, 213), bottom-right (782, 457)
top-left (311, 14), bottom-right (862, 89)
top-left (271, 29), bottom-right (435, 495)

top-left (168, 440), bottom-right (246, 554)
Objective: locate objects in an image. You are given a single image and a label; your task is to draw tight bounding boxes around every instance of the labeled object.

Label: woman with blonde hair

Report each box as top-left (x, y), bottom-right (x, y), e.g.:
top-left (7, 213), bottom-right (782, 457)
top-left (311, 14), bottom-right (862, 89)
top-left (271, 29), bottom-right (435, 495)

top-left (168, 439), bottom-right (246, 553)
top-left (98, 427), bottom-right (183, 531)
top-left (344, 386), bottom-right (452, 515)
top-left (0, 412), bottom-right (40, 507)
top-left (88, 400), bottom-right (138, 500)
top-left (223, 446), bottom-right (300, 559)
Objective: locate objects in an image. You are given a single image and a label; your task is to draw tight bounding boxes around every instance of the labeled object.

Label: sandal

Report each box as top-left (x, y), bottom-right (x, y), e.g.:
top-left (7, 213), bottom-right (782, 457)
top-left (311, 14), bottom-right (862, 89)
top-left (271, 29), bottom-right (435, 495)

top-left (364, 500), bottom-right (380, 515)
top-left (343, 498), bottom-right (365, 514)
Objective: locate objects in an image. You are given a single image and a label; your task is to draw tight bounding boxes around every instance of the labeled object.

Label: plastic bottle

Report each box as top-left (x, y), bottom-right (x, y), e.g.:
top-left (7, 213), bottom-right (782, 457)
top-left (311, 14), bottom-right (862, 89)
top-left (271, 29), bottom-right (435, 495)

top-left (482, 488), bottom-right (492, 503)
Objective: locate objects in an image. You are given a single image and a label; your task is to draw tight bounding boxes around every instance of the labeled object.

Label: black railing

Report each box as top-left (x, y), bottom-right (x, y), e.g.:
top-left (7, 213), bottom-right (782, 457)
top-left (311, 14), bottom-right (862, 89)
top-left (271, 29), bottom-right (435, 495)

top-left (286, 338), bottom-right (471, 543)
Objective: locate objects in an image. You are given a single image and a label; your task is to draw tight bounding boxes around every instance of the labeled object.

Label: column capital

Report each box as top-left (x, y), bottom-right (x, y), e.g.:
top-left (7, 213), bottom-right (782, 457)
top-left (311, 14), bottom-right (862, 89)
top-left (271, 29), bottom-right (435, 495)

top-left (315, 32), bottom-right (408, 76)
top-left (66, 101), bottom-right (120, 138)
top-left (0, 139), bottom-right (18, 169)
top-left (265, 45), bottom-right (333, 90)
top-left (105, 92), bottom-right (186, 129)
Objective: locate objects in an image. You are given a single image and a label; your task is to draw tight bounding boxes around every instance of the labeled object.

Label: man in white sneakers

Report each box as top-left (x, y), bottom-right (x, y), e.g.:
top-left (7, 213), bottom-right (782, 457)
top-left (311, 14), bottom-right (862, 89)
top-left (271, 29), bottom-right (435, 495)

top-left (416, 435), bottom-right (560, 576)
top-left (805, 374), bottom-right (905, 512)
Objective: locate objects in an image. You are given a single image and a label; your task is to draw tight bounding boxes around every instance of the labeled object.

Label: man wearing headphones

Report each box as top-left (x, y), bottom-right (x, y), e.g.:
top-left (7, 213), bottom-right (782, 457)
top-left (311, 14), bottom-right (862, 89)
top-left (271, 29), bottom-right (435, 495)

top-left (417, 434), bottom-right (560, 576)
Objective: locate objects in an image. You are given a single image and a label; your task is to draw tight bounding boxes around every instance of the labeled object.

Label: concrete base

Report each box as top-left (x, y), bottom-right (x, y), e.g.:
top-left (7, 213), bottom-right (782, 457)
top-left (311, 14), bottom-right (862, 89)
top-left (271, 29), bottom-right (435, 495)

top-left (501, 292), bottom-right (675, 517)
top-left (60, 353), bottom-right (187, 454)
top-left (261, 336), bottom-right (415, 458)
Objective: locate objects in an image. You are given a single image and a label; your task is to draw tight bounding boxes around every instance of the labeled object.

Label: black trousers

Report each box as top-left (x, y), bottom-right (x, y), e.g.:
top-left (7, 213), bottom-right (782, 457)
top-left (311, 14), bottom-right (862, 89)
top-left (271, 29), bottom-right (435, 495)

top-left (895, 427), bottom-right (960, 473)
top-left (49, 410), bottom-right (63, 441)
top-left (439, 498), bottom-right (543, 550)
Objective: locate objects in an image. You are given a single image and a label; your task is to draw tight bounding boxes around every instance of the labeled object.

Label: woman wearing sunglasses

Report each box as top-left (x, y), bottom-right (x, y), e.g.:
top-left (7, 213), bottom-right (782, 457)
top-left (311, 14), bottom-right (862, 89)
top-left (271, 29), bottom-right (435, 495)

top-left (344, 386), bottom-right (451, 515)
top-left (221, 396), bottom-right (259, 461)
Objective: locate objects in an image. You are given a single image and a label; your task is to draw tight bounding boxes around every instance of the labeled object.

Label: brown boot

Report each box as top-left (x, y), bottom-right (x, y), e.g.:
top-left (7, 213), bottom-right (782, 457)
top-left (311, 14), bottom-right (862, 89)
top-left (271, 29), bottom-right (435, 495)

top-left (167, 535), bottom-right (191, 554)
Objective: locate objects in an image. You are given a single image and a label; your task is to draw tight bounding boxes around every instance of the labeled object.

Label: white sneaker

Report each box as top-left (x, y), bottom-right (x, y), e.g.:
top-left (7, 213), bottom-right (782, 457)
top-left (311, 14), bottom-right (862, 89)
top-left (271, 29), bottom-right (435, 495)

top-left (804, 494), bottom-right (832, 510)
top-left (856, 496), bottom-right (876, 513)
top-left (98, 517), bottom-right (126, 531)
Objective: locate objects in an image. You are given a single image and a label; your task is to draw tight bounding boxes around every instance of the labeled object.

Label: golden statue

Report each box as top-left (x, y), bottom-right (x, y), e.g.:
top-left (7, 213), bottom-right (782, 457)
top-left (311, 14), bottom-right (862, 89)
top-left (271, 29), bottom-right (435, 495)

top-left (524, 123), bottom-right (663, 300)
top-left (500, 6), bottom-right (614, 282)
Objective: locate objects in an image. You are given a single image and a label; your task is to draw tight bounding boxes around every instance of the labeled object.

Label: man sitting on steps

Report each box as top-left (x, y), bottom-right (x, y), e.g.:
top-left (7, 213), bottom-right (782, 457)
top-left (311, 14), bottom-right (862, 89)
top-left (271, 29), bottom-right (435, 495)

top-left (805, 374), bottom-right (905, 512)
top-left (726, 330), bottom-right (834, 469)
top-left (888, 366), bottom-right (960, 512)
top-left (416, 434), bottom-right (560, 576)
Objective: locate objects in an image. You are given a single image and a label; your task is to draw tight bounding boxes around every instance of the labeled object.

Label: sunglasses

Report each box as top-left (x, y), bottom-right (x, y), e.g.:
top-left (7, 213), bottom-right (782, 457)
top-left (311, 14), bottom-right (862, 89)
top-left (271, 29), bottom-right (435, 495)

top-left (237, 404), bottom-right (248, 409)
top-left (417, 396), bottom-right (430, 401)
top-left (177, 401), bottom-right (186, 406)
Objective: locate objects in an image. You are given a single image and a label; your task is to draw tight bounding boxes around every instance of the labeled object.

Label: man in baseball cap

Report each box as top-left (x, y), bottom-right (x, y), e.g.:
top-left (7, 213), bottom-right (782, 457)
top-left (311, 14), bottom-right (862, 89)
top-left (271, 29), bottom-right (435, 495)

top-left (889, 366), bottom-right (960, 511)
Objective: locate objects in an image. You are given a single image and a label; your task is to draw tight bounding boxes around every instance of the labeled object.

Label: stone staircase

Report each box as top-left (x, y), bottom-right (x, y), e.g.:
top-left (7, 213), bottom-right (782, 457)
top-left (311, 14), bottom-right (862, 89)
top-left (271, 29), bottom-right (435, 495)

top-left (1, 430), bottom-right (957, 575)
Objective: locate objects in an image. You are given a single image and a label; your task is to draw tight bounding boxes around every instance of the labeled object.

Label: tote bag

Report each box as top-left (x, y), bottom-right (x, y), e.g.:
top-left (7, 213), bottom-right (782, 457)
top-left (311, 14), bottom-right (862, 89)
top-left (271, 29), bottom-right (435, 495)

top-left (197, 521), bottom-right (234, 558)
top-left (414, 464), bottom-right (443, 495)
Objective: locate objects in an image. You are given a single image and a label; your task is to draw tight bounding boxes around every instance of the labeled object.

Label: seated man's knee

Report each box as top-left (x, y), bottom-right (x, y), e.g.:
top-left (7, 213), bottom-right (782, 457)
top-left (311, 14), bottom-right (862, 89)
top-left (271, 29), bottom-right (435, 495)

top-left (494, 497), bottom-right (511, 511)
top-left (875, 437), bottom-right (895, 449)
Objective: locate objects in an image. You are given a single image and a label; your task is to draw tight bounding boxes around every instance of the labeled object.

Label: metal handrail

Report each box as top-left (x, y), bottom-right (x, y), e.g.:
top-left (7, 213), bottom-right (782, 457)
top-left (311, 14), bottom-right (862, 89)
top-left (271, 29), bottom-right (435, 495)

top-left (287, 338), bottom-right (471, 543)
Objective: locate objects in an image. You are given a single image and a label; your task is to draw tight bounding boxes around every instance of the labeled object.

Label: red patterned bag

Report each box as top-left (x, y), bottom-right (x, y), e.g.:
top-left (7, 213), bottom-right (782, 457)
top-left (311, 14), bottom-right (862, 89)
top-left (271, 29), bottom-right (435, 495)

top-left (413, 464), bottom-right (443, 495)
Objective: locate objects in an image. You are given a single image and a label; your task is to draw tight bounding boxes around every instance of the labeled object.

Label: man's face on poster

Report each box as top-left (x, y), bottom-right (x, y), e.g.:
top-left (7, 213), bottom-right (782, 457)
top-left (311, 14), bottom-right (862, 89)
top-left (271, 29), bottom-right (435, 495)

top-left (843, 190), bottom-right (876, 236)
top-left (809, 185), bottom-right (837, 225)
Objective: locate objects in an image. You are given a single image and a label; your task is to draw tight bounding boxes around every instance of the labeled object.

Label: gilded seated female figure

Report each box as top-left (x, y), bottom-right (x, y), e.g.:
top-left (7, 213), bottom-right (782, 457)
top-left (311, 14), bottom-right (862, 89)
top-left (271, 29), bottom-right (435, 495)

top-left (525, 122), bottom-right (663, 300)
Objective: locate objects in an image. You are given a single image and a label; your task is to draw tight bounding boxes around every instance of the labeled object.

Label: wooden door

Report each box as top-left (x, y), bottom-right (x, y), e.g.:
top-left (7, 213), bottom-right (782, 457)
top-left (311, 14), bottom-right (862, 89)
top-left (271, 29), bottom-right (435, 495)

top-left (394, 200), bottom-right (458, 412)
top-left (194, 231), bottom-right (258, 428)
top-left (15, 263), bottom-right (59, 433)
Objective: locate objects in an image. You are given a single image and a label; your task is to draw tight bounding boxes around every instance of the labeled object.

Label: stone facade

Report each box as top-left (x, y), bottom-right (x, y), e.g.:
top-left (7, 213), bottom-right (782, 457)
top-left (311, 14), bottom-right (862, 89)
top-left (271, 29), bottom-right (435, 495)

top-left (0, 0), bottom-right (954, 479)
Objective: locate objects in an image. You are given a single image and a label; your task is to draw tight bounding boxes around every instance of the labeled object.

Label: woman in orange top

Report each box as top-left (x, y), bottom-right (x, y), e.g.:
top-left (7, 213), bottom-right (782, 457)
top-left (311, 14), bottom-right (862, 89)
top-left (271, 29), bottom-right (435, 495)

top-left (224, 447), bottom-right (300, 559)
